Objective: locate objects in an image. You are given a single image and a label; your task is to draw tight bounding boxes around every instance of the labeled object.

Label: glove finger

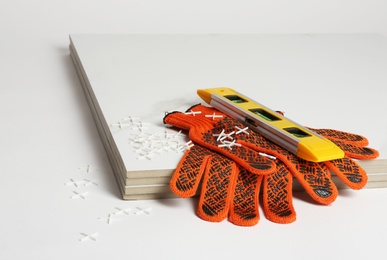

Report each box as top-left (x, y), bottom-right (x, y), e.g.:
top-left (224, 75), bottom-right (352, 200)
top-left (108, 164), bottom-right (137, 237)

top-left (197, 153), bottom-right (238, 223)
top-left (329, 140), bottom-right (379, 160)
top-left (263, 160), bottom-right (296, 224)
top-left (228, 167), bottom-right (263, 226)
top-left (170, 145), bottom-right (212, 197)
top-left (324, 157), bottom-right (368, 190)
top-left (292, 158), bottom-right (338, 205)
top-left (307, 127), bottom-right (369, 147)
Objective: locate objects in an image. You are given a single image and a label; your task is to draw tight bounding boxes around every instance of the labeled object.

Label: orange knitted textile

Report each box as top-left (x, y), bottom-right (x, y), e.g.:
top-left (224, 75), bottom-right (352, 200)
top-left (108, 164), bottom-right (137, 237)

top-left (164, 104), bottom-right (379, 226)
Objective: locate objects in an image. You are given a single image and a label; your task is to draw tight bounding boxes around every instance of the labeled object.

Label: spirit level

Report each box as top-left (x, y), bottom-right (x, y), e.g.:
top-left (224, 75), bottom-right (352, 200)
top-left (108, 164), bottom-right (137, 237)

top-left (197, 87), bottom-right (344, 162)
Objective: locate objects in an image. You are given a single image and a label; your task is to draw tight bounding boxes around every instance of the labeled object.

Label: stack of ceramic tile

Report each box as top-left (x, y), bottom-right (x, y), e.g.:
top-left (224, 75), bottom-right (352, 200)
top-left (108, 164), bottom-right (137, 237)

top-left (69, 34), bottom-right (387, 200)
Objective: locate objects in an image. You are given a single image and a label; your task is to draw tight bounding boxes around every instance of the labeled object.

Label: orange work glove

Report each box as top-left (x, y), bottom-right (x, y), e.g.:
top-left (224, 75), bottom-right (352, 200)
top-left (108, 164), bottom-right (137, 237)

top-left (164, 104), bottom-right (379, 225)
top-left (164, 106), bottom-right (276, 175)
top-left (170, 143), bottom-right (294, 226)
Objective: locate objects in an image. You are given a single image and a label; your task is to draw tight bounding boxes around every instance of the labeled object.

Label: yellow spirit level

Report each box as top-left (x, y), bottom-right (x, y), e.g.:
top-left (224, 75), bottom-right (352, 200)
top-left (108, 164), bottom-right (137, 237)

top-left (197, 87), bottom-right (344, 162)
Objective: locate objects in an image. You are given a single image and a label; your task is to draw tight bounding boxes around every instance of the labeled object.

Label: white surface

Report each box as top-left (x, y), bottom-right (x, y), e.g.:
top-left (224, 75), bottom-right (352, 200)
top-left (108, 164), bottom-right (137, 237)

top-left (71, 34), bottom-right (387, 174)
top-left (1, 1), bottom-right (387, 260)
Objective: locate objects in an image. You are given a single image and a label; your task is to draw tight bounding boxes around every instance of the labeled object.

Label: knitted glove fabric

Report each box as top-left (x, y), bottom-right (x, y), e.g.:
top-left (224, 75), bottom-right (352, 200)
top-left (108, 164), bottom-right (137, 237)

top-left (165, 105), bottom-right (294, 225)
top-left (306, 127), bottom-right (378, 190)
top-left (170, 142), bottom-right (295, 226)
top-left (165, 105), bottom-right (379, 207)
top-left (164, 105), bottom-right (276, 175)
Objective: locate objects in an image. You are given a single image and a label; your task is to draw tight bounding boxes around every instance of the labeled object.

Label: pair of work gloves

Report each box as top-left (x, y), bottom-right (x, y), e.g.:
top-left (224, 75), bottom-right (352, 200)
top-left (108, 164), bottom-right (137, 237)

top-left (163, 104), bottom-right (379, 226)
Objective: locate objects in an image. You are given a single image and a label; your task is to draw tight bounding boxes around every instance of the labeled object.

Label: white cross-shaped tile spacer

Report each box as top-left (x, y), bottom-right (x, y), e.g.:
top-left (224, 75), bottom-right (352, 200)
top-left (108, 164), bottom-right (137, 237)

top-left (134, 207), bottom-right (152, 215)
top-left (131, 121), bottom-right (150, 132)
top-left (218, 140), bottom-right (242, 150)
top-left (220, 131), bottom-right (235, 141)
top-left (113, 207), bottom-right (131, 215)
top-left (98, 214), bottom-right (120, 224)
top-left (83, 179), bottom-right (98, 187)
top-left (65, 179), bottom-right (84, 187)
top-left (205, 113), bottom-right (223, 120)
top-left (235, 126), bottom-right (249, 135)
top-left (177, 140), bottom-right (194, 152)
top-left (213, 130), bottom-right (235, 142)
top-left (71, 191), bottom-right (88, 199)
top-left (121, 116), bottom-right (141, 123)
top-left (184, 110), bottom-right (202, 116)
top-left (136, 149), bottom-right (155, 160)
top-left (78, 165), bottom-right (97, 173)
top-left (213, 129), bottom-right (225, 142)
top-left (109, 122), bottom-right (131, 129)
top-left (170, 130), bottom-right (185, 139)
top-left (79, 232), bottom-right (98, 242)
top-left (213, 130), bottom-right (234, 142)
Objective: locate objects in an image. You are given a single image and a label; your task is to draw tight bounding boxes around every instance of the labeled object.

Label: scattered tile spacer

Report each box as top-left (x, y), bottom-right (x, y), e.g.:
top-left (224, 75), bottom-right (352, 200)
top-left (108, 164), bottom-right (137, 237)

top-left (186, 140), bottom-right (195, 149)
top-left (109, 122), bottom-right (131, 129)
top-left (113, 207), bottom-right (131, 215)
top-left (184, 110), bottom-right (202, 116)
top-left (213, 129), bottom-right (225, 142)
top-left (235, 126), bottom-right (249, 135)
top-left (98, 214), bottom-right (120, 224)
top-left (177, 140), bottom-right (194, 152)
top-left (134, 207), bottom-right (152, 215)
top-left (78, 165), bottom-right (95, 173)
top-left (71, 191), bottom-right (89, 199)
top-left (213, 130), bottom-right (235, 142)
top-left (258, 152), bottom-right (277, 160)
top-left (218, 140), bottom-right (242, 150)
top-left (65, 178), bottom-right (83, 187)
top-left (83, 179), bottom-right (98, 186)
top-left (205, 113), bottom-right (223, 120)
top-left (220, 131), bottom-right (235, 141)
top-left (121, 116), bottom-right (141, 123)
top-left (79, 232), bottom-right (98, 242)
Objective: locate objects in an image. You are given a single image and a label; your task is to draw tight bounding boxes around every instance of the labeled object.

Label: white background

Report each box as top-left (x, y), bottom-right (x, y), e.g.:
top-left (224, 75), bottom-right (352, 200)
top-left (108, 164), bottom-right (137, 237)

top-left (1, 1), bottom-right (387, 260)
